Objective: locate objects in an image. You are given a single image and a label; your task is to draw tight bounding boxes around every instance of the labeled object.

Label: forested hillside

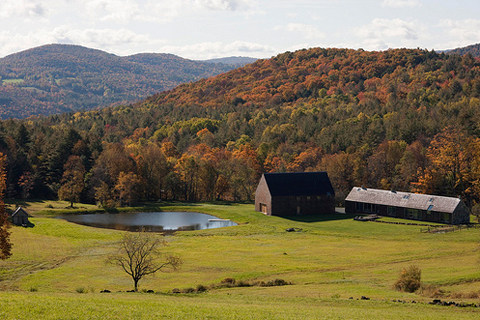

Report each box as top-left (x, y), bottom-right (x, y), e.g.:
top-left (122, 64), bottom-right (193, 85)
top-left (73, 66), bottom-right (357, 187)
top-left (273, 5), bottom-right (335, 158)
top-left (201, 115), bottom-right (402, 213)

top-left (0, 44), bottom-right (234, 119)
top-left (446, 43), bottom-right (480, 57)
top-left (202, 56), bottom-right (258, 66)
top-left (2, 47), bottom-right (480, 210)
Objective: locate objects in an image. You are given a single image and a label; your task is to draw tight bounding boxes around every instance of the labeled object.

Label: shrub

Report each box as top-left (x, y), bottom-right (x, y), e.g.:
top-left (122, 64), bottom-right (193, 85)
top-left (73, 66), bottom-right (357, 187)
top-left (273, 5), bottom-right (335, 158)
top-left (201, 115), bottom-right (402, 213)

top-left (394, 265), bottom-right (422, 293)
top-left (196, 284), bottom-right (208, 293)
top-left (29, 287), bottom-right (38, 292)
top-left (221, 277), bottom-right (236, 285)
top-left (417, 284), bottom-right (445, 298)
top-left (261, 279), bottom-right (290, 287)
top-left (76, 287), bottom-right (86, 294)
top-left (471, 203), bottom-right (480, 222)
top-left (236, 280), bottom-right (252, 287)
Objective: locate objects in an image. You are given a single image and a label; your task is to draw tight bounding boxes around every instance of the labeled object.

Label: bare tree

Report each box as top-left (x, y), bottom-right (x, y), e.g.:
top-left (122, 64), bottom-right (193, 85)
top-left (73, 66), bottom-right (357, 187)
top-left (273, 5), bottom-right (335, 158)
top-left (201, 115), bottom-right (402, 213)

top-left (109, 231), bottom-right (181, 291)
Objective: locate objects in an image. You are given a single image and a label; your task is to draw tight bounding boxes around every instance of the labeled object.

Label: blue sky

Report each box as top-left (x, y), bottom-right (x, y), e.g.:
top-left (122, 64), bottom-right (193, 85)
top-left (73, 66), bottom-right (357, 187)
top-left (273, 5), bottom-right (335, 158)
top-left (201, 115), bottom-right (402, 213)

top-left (1, 0), bottom-right (479, 59)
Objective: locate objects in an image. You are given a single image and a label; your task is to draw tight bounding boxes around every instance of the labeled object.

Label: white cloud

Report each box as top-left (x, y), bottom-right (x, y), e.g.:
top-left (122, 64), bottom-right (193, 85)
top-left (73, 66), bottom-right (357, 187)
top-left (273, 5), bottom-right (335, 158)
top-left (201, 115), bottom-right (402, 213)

top-left (82, 0), bottom-right (255, 23)
top-left (85, 0), bottom-right (140, 21)
top-left (52, 27), bottom-right (152, 49)
top-left (0, 29), bottom-right (274, 59)
top-left (381, 0), bottom-right (422, 8)
top-left (440, 19), bottom-right (480, 48)
top-left (0, 28), bottom-right (164, 58)
top-left (158, 41), bottom-right (275, 59)
top-left (83, 0), bottom-right (185, 23)
top-left (355, 18), bottom-right (420, 50)
top-left (0, 0), bottom-right (47, 18)
top-left (278, 23), bottom-right (325, 40)
top-left (193, 0), bottom-right (256, 11)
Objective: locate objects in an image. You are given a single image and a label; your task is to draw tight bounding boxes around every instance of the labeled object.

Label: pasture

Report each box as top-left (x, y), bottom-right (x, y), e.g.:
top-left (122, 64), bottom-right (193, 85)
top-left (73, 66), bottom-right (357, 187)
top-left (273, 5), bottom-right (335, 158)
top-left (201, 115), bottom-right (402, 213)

top-left (0, 201), bottom-right (479, 319)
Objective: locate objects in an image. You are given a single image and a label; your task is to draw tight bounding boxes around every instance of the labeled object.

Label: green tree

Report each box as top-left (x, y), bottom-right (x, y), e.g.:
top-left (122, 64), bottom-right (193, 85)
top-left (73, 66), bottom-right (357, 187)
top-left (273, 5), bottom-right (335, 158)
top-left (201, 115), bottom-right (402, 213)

top-left (95, 181), bottom-right (114, 208)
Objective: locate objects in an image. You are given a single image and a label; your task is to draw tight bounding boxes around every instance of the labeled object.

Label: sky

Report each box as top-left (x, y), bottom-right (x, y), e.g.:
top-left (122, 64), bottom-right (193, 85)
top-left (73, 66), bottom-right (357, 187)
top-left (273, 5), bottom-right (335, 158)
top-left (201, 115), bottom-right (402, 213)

top-left (1, 0), bottom-right (479, 60)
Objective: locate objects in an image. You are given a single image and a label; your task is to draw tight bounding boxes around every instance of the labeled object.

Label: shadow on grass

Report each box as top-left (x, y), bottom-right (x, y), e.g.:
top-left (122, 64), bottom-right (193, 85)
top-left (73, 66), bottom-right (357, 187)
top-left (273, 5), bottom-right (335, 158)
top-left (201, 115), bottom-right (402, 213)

top-left (282, 212), bottom-right (356, 223)
top-left (6, 199), bottom-right (49, 208)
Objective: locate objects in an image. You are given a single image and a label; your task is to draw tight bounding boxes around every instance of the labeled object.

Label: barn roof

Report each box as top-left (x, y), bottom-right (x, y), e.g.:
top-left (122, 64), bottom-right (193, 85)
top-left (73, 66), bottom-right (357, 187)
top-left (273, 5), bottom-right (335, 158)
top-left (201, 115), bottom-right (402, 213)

top-left (345, 187), bottom-right (461, 213)
top-left (263, 172), bottom-right (335, 197)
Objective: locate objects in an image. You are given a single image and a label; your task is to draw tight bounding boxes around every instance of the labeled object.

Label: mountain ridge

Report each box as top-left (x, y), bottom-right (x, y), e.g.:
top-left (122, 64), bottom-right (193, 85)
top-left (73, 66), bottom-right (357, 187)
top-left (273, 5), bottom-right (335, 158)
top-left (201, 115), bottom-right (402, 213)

top-left (0, 44), bottom-right (239, 119)
top-left (444, 43), bottom-right (480, 57)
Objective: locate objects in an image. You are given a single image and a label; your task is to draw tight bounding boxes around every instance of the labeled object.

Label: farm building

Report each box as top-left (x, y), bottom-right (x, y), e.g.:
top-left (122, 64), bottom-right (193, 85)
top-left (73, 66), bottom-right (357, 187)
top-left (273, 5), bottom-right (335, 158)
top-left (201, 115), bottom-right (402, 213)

top-left (9, 207), bottom-right (31, 226)
top-left (255, 172), bottom-right (335, 216)
top-left (345, 187), bottom-right (470, 224)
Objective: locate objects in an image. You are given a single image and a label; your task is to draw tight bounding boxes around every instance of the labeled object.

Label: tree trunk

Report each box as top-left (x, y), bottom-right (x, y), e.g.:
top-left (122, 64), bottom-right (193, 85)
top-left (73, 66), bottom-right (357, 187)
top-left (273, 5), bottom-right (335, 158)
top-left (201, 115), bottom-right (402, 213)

top-left (134, 279), bottom-right (139, 292)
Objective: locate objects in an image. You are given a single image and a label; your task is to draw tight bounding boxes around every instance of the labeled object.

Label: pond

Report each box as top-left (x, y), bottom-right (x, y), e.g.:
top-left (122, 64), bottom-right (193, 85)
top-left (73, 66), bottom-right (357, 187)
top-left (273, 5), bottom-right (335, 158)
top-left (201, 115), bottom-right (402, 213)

top-left (58, 211), bottom-right (237, 232)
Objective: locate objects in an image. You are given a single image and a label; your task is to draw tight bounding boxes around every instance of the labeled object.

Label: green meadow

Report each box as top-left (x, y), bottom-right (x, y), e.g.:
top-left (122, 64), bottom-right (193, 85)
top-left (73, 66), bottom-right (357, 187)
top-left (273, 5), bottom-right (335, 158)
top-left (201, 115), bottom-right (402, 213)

top-left (1, 78), bottom-right (25, 85)
top-left (1, 201), bottom-right (479, 319)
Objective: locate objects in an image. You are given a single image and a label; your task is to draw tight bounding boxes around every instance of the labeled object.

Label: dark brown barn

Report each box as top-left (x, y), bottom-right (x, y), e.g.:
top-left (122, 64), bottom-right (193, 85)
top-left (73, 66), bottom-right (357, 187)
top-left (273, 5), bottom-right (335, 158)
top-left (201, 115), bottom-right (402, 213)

top-left (10, 207), bottom-right (31, 226)
top-left (255, 172), bottom-right (335, 216)
top-left (345, 187), bottom-right (470, 224)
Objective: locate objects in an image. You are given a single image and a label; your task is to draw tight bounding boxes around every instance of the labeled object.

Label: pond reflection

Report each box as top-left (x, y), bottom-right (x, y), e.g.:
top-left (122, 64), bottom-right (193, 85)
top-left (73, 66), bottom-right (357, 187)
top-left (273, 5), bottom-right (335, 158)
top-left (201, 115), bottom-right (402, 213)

top-left (58, 211), bottom-right (237, 232)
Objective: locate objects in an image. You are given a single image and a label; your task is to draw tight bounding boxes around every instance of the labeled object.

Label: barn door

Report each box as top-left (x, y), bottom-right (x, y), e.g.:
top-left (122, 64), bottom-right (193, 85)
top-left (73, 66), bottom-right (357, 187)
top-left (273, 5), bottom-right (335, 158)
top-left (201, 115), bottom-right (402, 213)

top-left (260, 203), bottom-right (267, 214)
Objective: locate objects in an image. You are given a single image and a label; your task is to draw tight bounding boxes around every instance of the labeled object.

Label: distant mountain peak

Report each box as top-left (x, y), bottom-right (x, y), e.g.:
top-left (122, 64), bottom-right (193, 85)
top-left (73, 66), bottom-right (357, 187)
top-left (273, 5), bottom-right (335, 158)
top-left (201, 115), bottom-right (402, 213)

top-left (201, 56), bottom-right (258, 67)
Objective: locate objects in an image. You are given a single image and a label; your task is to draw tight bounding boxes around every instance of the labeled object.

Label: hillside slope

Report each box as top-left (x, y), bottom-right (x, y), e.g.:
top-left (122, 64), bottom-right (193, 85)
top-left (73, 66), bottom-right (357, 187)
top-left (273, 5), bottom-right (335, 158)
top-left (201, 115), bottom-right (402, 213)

top-left (3, 47), bottom-right (480, 204)
top-left (202, 56), bottom-right (258, 66)
top-left (0, 44), bottom-right (234, 119)
top-left (147, 47), bottom-right (479, 110)
top-left (445, 43), bottom-right (480, 57)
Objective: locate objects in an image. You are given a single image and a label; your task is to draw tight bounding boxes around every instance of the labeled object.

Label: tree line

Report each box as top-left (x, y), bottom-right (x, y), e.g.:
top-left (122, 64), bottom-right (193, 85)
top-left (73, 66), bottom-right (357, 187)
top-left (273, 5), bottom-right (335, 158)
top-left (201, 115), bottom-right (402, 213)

top-left (1, 47), bottom-right (480, 209)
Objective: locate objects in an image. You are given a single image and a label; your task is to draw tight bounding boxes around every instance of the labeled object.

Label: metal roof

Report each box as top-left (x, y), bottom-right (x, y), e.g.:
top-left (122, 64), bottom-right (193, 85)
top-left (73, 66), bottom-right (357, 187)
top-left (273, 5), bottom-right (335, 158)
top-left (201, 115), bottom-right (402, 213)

top-left (11, 206), bottom-right (29, 217)
top-left (263, 172), bottom-right (335, 197)
top-left (345, 187), bottom-right (461, 213)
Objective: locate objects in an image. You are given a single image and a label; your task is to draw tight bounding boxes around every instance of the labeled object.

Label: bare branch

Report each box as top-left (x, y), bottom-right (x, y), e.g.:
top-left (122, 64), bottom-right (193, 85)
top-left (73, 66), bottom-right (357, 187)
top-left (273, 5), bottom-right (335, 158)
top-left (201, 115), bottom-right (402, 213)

top-left (107, 231), bottom-right (182, 291)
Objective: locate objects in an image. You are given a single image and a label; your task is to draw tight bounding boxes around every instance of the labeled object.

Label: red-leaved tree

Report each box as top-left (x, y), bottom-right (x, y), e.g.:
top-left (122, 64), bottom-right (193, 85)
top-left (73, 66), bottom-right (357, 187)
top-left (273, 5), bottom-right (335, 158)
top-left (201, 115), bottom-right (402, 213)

top-left (0, 153), bottom-right (11, 260)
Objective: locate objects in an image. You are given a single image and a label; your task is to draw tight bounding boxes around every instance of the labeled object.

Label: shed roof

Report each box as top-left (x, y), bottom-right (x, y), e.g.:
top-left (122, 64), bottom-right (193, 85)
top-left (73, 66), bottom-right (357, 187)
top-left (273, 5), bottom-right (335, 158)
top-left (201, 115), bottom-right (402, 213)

top-left (11, 207), bottom-right (29, 217)
top-left (263, 172), bottom-right (334, 197)
top-left (345, 187), bottom-right (461, 213)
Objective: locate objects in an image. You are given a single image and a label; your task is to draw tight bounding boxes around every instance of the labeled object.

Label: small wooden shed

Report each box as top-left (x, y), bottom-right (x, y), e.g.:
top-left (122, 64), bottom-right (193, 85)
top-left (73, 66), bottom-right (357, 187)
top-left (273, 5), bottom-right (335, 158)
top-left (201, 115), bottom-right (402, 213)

top-left (10, 207), bottom-right (31, 226)
top-left (255, 172), bottom-right (335, 216)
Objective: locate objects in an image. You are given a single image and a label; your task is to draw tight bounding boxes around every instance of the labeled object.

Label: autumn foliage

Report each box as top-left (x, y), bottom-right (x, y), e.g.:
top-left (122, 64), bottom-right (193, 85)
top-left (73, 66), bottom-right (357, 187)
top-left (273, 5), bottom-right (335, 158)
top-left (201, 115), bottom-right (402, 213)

top-left (0, 153), bottom-right (11, 260)
top-left (0, 47), bottom-right (480, 206)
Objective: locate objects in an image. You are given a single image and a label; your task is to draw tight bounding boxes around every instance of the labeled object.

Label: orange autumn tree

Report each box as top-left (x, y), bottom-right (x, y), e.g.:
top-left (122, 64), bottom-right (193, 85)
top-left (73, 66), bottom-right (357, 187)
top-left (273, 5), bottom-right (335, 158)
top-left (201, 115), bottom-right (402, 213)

top-left (413, 127), bottom-right (480, 206)
top-left (0, 153), bottom-right (11, 260)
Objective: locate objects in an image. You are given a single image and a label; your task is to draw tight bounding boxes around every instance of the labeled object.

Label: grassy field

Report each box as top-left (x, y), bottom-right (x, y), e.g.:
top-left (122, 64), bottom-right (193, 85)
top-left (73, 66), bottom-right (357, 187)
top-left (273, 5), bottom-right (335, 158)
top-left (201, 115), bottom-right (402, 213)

top-left (1, 78), bottom-right (25, 85)
top-left (1, 201), bottom-right (479, 319)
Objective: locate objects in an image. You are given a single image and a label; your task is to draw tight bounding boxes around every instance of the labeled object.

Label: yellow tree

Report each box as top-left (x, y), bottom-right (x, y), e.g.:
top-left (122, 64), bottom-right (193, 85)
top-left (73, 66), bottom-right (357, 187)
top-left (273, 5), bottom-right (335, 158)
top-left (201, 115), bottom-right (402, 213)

top-left (115, 172), bottom-right (143, 206)
top-left (367, 140), bottom-right (407, 190)
top-left (413, 127), bottom-right (477, 204)
top-left (58, 155), bottom-right (85, 208)
top-left (174, 154), bottom-right (200, 201)
top-left (318, 152), bottom-right (356, 199)
top-left (230, 143), bottom-right (261, 201)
